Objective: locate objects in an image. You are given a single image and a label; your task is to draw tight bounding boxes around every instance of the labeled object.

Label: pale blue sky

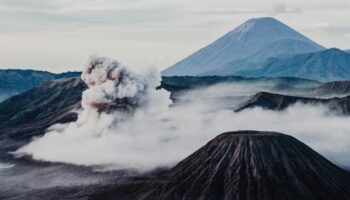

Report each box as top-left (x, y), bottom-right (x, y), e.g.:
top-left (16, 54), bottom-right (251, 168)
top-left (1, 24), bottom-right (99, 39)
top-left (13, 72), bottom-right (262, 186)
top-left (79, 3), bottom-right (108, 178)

top-left (0, 0), bottom-right (349, 72)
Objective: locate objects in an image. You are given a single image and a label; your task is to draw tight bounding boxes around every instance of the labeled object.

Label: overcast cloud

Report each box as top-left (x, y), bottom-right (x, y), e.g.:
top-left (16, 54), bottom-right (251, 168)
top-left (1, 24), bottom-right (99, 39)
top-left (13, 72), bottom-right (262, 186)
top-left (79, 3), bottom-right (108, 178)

top-left (0, 0), bottom-right (349, 72)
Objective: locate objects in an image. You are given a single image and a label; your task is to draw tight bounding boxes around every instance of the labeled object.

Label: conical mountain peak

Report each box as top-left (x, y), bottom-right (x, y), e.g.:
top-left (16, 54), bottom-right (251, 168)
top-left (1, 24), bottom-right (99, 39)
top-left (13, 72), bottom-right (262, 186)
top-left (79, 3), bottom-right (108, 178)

top-left (95, 131), bottom-right (350, 200)
top-left (162, 17), bottom-right (324, 76)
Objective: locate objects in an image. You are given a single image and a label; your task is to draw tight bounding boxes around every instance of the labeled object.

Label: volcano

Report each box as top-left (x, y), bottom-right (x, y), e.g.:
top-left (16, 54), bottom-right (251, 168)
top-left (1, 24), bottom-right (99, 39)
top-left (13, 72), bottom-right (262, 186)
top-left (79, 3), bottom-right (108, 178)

top-left (162, 17), bottom-right (324, 76)
top-left (91, 131), bottom-right (350, 200)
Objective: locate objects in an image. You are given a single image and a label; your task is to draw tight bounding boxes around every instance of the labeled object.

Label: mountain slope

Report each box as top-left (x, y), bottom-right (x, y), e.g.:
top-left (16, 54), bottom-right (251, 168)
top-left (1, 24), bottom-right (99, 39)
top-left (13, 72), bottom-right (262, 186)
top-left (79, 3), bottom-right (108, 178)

top-left (200, 59), bottom-right (257, 76)
top-left (245, 38), bottom-right (323, 63)
top-left (237, 48), bottom-right (350, 82)
top-left (235, 92), bottom-right (350, 114)
top-left (202, 39), bottom-right (325, 76)
top-left (0, 78), bottom-right (86, 140)
top-left (162, 17), bottom-right (324, 76)
top-left (91, 131), bottom-right (350, 200)
top-left (0, 69), bottom-right (80, 102)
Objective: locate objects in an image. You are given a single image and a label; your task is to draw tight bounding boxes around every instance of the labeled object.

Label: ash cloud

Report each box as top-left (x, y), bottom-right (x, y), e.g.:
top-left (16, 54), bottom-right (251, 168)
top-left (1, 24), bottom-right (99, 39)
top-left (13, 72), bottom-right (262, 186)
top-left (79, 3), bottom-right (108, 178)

top-left (81, 56), bottom-right (149, 115)
top-left (17, 57), bottom-right (350, 171)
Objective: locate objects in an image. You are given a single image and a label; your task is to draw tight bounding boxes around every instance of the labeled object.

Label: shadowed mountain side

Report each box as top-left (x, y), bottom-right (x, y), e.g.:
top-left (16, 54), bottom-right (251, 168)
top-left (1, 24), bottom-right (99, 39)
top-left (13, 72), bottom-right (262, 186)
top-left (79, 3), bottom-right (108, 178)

top-left (236, 48), bottom-right (350, 82)
top-left (90, 131), bottom-right (350, 200)
top-left (314, 81), bottom-right (350, 96)
top-left (0, 78), bottom-right (87, 140)
top-left (235, 92), bottom-right (350, 114)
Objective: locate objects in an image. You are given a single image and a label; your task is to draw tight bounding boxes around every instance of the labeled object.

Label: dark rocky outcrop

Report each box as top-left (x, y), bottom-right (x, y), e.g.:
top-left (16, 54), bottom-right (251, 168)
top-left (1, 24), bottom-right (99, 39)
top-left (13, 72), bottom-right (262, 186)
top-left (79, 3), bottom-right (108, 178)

top-left (235, 92), bottom-right (350, 115)
top-left (91, 131), bottom-right (350, 200)
top-left (315, 80), bottom-right (350, 96)
top-left (0, 78), bottom-right (86, 140)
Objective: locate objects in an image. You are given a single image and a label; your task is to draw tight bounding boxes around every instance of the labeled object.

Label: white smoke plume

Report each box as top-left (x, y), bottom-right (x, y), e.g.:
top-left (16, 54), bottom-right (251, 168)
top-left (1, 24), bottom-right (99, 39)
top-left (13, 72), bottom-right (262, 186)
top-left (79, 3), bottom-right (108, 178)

top-left (17, 57), bottom-right (350, 171)
top-left (17, 56), bottom-right (173, 170)
top-left (81, 55), bottom-right (169, 116)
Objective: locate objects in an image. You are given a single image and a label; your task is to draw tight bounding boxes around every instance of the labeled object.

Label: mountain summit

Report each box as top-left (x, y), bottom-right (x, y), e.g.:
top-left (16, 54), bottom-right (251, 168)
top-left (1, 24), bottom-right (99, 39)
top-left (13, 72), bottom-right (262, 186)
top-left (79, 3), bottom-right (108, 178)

top-left (162, 17), bottom-right (324, 76)
top-left (91, 131), bottom-right (350, 200)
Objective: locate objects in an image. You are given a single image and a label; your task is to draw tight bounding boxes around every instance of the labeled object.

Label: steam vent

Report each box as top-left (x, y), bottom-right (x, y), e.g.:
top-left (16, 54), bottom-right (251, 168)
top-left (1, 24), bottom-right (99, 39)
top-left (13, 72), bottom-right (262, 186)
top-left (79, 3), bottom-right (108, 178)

top-left (93, 131), bottom-right (350, 200)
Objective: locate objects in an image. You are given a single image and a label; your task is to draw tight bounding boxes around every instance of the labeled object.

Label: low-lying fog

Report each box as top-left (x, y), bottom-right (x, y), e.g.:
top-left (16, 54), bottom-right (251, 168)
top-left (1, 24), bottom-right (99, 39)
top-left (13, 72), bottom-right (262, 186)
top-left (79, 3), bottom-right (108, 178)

top-left (14, 57), bottom-right (350, 173)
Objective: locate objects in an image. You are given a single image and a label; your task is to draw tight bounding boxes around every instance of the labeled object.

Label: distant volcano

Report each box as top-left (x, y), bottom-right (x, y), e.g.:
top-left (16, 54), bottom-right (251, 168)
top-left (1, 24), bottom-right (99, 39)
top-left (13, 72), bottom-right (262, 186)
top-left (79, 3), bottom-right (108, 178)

top-left (92, 131), bottom-right (350, 200)
top-left (162, 17), bottom-right (324, 76)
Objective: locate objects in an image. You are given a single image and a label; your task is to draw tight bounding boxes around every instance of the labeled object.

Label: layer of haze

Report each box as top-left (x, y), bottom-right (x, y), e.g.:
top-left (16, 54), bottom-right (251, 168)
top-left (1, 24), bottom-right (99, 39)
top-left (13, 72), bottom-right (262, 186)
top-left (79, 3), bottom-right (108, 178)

top-left (0, 0), bottom-right (350, 72)
top-left (18, 59), bottom-right (350, 171)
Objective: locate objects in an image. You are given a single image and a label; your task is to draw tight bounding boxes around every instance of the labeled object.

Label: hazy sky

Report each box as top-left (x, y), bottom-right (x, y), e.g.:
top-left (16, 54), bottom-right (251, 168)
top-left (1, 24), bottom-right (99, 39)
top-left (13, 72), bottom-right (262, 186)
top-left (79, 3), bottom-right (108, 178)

top-left (0, 0), bottom-right (349, 73)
